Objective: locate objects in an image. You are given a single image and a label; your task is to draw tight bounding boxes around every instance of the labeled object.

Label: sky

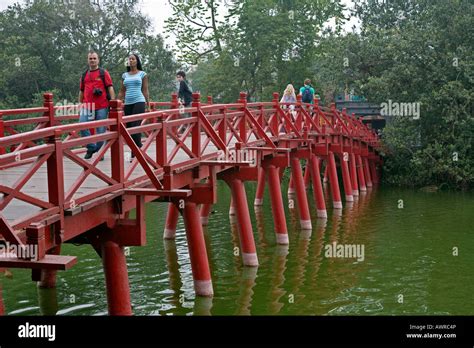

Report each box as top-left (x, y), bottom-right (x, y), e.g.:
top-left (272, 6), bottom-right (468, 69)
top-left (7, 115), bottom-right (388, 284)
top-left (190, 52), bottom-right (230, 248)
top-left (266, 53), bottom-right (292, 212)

top-left (0, 0), bottom-right (359, 47)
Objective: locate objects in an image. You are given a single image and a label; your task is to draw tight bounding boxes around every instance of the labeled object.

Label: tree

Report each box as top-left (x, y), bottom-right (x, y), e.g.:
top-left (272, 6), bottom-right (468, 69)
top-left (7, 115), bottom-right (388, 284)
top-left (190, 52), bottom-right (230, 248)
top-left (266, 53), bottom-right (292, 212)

top-left (0, 0), bottom-right (178, 108)
top-left (312, 0), bottom-right (473, 189)
top-left (165, 0), bottom-right (230, 64)
top-left (167, 0), bottom-right (344, 101)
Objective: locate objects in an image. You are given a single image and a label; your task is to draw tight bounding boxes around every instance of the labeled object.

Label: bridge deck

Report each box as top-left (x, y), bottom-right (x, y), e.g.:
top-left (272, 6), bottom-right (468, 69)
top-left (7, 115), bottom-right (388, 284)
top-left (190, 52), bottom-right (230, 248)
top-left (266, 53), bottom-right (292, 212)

top-left (0, 134), bottom-right (234, 223)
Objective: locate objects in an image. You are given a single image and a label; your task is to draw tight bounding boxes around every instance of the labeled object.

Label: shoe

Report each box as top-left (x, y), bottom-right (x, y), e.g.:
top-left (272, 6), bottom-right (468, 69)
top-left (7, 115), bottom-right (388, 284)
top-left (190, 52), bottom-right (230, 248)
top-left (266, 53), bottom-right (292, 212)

top-left (84, 150), bottom-right (94, 159)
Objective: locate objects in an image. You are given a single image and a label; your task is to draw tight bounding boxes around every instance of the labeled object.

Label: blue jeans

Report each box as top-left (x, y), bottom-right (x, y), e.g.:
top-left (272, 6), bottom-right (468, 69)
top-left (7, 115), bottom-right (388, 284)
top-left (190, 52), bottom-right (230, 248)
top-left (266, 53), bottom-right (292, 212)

top-left (79, 107), bottom-right (108, 152)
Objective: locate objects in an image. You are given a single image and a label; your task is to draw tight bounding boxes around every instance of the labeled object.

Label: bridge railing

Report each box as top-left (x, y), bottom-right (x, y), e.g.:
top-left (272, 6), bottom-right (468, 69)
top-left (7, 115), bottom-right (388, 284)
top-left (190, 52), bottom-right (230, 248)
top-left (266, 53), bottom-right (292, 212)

top-left (0, 91), bottom-right (382, 231)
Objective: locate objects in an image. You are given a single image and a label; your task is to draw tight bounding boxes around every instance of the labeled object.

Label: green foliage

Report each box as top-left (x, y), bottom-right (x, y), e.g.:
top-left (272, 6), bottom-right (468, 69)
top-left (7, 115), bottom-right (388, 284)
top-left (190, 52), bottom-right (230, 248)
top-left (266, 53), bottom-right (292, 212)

top-left (166, 0), bottom-right (343, 101)
top-left (307, 0), bottom-right (473, 190)
top-left (0, 0), bottom-right (178, 108)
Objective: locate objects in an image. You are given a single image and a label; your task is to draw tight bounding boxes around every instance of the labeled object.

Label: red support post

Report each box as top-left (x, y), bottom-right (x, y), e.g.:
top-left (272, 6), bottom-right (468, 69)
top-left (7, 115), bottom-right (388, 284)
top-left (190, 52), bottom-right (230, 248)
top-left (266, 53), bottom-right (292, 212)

top-left (309, 154), bottom-right (327, 218)
top-left (230, 179), bottom-right (258, 266)
top-left (339, 153), bottom-right (354, 202)
top-left (192, 93), bottom-right (201, 157)
top-left (267, 165), bottom-right (289, 244)
top-left (327, 152), bottom-right (343, 209)
top-left (304, 163), bottom-right (311, 189)
top-left (350, 153), bottom-right (359, 196)
top-left (182, 201), bottom-right (213, 296)
top-left (101, 239), bottom-right (132, 315)
top-left (369, 160), bottom-right (379, 185)
top-left (229, 196), bottom-right (236, 216)
top-left (290, 157), bottom-right (312, 230)
top-left (363, 157), bottom-right (373, 188)
top-left (288, 174), bottom-right (295, 195)
top-left (200, 204), bottom-right (212, 226)
top-left (109, 100), bottom-right (124, 183)
top-left (357, 154), bottom-right (367, 192)
top-left (164, 203), bottom-right (179, 239)
top-left (254, 166), bottom-right (266, 206)
top-left (43, 93), bottom-right (55, 127)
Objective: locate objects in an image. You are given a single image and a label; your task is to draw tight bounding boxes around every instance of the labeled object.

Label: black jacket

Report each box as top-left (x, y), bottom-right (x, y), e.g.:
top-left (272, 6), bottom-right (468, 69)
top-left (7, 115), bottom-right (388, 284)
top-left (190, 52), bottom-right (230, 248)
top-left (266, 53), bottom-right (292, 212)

top-left (178, 80), bottom-right (192, 106)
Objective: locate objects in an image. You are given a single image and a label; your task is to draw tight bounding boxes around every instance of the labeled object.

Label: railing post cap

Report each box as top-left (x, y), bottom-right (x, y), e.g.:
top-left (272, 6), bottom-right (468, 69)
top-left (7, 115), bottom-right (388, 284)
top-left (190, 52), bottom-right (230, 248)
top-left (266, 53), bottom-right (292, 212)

top-left (239, 92), bottom-right (247, 99)
top-left (296, 94), bottom-right (302, 101)
top-left (109, 99), bottom-right (123, 109)
top-left (43, 93), bottom-right (53, 101)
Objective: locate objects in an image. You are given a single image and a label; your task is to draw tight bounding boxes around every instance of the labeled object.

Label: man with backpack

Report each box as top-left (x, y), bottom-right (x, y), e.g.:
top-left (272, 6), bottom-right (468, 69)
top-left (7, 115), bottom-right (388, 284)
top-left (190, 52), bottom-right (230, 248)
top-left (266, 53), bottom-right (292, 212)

top-left (299, 78), bottom-right (315, 104)
top-left (79, 51), bottom-right (116, 159)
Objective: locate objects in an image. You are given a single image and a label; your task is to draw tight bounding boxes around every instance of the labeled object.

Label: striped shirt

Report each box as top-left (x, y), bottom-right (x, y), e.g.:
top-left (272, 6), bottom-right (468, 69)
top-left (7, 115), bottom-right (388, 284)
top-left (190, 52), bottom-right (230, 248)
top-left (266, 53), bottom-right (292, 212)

top-left (122, 71), bottom-right (147, 105)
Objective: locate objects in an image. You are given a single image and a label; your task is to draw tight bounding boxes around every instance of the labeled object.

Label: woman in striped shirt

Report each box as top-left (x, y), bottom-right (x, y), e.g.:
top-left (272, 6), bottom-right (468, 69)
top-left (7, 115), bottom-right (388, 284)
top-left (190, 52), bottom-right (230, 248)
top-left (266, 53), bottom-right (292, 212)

top-left (118, 53), bottom-right (150, 150)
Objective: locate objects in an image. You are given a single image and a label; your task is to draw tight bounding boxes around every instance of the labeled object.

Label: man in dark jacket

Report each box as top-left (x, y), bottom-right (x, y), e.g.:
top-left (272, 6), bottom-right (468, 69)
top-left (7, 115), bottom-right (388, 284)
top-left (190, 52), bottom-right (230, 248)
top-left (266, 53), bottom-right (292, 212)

top-left (176, 71), bottom-right (193, 134)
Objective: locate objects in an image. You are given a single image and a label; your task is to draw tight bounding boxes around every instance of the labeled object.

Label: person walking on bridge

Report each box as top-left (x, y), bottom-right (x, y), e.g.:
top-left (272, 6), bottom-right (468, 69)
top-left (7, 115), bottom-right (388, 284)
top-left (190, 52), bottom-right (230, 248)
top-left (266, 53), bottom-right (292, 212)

top-left (79, 51), bottom-right (116, 160)
top-left (280, 84), bottom-right (297, 110)
top-left (118, 53), bottom-right (150, 154)
top-left (176, 70), bottom-right (192, 134)
top-left (299, 78), bottom-right (315, 104)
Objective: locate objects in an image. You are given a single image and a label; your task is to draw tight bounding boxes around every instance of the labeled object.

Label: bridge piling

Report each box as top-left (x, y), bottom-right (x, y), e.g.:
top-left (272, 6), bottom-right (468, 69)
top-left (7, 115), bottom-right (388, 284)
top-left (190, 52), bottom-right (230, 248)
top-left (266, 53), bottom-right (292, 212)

top-left (267, 165), bottom-right (289, 244)
top-left (182, 201), bottom-right (214, 296)
top-left (304, 163), bottom-right (311, 189)
top-left (101, 239), bottom-right (132, 315)
top-left (309, 154), bottom-right (327, 218)
top-left (288, 174), bottom-right (295, 196)
top-left (290, 157), bottom-right (312, 230)
top-left (323, 165), bottom-right (329, 183)
top-left (369, 160), bottom-right (379, 185)
top-left (357, 155), bottom-right (367, 192)
top-left (200, 204), bottom-right (212, 226)
top-left (230, 179), bottom-right (259, 266)
top-left (164, 203), bottom-right (179, 240)
top-left (327, 152), bottom-right (343, 209)
top-left (350, 153), bottom-right (359, 196)
top-left (229, 197), bottom-right (236, 216)
top-left (254, 167), bottom-right (266, 206)
top-left (364, 157), bottom-right (373, 188)
top-left (339, 154), bottom-right (354, 202)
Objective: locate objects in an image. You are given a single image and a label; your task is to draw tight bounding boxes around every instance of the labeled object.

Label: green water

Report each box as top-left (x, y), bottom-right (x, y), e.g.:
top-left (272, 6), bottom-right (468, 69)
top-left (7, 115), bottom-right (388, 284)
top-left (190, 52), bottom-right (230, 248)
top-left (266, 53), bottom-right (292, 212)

top-left (1, 183), bottom-right (473, 315)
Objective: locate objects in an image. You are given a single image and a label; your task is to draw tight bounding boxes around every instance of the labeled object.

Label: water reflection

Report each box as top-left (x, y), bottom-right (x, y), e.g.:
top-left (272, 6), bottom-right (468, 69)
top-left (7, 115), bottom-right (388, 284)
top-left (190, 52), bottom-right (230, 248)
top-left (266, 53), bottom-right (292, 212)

top-left (288, 229), bottom-right (311, 307)
top-left (254, 205), bottom-right (269, 247)
top-left (193, 295), bottom-right (213, 315)
top-left (3, 184), bottom-right (474, 316)
top-left (163, 239), bottom-right (184, 311)
top-left (268, 245), bottom-right (289, 314)
top-left (37, 287), bottom-right (58, 315)
top-left (235, 266), bottom-right (258, 315)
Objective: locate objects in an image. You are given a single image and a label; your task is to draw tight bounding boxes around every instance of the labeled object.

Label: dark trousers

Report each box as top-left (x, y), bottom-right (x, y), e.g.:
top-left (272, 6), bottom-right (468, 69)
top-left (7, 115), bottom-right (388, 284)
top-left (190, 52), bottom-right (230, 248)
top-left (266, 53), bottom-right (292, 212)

top-left (124, 102), bottom-right (145, 148)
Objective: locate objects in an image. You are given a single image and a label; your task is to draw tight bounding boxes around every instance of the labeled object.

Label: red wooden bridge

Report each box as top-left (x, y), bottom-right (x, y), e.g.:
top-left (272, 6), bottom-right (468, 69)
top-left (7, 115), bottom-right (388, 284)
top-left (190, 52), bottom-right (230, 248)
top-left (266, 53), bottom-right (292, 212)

top-left (0, 92), bottom-right (382, 315)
